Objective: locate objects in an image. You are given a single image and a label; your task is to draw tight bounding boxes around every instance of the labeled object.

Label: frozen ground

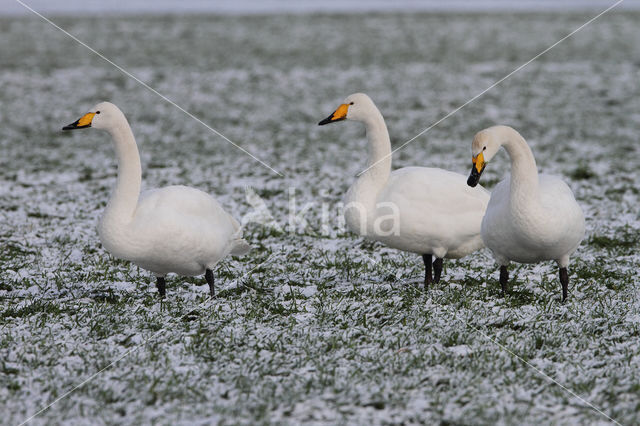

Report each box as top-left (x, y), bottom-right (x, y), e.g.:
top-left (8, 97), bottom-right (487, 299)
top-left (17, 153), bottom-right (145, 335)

top-left (0, 11), bottom-right (639, 425)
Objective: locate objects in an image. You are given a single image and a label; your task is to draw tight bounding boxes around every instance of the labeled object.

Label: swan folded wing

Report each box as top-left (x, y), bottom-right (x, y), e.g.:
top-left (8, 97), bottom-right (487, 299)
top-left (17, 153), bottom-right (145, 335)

top-left (380, 167), bottom-right (488, 254)
top-left (385, 167), bottom-right (489, 218)
top-left (128, 211), bottom-right (240, 275)
top-left (538, 175), bottom-right (577, 204)
top-left (132, 186), bottom-right (244, 260)
top-left (537, 174), bottom-right (585, 248)
top-left (138, 186), bottom-right (235, 220)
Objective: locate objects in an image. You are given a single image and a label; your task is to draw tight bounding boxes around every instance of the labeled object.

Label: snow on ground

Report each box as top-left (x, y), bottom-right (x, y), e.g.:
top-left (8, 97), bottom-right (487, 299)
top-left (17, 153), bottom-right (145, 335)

top-left (0, 11), bottom-right (639, 425)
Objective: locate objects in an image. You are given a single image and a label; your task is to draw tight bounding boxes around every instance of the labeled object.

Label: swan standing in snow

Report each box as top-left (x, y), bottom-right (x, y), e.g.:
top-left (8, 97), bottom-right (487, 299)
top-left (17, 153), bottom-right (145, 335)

top-left (319, 93), bottom-right (489, 286)
top-left (467, 125), bottom-right (585, 301)
top-left (63, 102), bottom-right (250, 297)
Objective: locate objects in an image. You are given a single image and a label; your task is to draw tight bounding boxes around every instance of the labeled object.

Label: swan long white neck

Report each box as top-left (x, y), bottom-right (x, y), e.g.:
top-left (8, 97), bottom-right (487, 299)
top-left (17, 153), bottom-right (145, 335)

top-left (342, 99), bottom-right (393, 236)
top-left (358, 107), bottom-right (392, 190)
top-left (494, 126), bottom-right (539, 212)
top-left (103, 117), bottom-right (141, 225)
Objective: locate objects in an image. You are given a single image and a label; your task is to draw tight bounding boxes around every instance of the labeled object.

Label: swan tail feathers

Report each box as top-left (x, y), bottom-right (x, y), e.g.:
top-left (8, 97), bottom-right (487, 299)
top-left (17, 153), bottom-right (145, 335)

top-left (227, 225), bottom-right (250, 255)
top-left (230, 238), bottom-right (251, 256)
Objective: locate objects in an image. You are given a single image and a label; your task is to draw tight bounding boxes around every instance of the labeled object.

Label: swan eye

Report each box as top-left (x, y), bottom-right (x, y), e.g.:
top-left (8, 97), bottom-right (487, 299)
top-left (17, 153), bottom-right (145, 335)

top-left (349, 102), bottom-right (354, 105)
top-left (483, 146), bottom-right (486, 151)
top-left (96, 111), bottom-right (101, 114)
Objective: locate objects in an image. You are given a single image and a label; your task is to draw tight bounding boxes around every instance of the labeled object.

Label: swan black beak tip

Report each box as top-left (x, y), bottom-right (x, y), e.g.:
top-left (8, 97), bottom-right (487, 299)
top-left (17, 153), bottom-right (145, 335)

top-left (319, 115), bottom-right (345, 126)
top-left (467, 168), bottom-right (482, 187)
top-left (62, 120), bottom-right (78, 131)
top-left (62, 120), bottom-right (91, 131)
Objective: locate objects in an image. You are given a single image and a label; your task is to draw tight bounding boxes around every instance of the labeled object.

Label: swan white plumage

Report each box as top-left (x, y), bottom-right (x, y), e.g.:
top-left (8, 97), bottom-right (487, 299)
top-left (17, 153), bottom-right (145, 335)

top-left (63, 102), bottom-right (250, 297)
top-left (319, 93), bottom-right (490, 285)
top-left (466, 125), bottom-right (585, 301)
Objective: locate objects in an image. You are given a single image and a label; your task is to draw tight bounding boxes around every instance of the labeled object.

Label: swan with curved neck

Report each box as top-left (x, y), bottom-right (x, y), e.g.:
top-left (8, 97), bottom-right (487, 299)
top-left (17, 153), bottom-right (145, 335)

top-left (63, 102), bottom-right (250, 297)
top-left (467, 125), bottom-right (585, 301)
top-left (319, 93), bottom-right (489, 286)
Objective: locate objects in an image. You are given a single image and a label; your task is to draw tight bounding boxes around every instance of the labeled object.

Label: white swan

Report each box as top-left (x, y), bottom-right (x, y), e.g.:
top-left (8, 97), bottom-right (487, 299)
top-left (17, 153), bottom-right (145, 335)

top-left (63, 102), bottom-right (250, 297)
top-left (319, 93), bottom-right (489, 285)
top-left (467, 125), bottom-right (585, 301)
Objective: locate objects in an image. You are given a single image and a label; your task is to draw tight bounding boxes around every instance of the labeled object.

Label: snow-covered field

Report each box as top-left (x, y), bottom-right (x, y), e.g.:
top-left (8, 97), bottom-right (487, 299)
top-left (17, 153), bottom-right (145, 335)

top-left (1, 11), bottom-right (639, 425)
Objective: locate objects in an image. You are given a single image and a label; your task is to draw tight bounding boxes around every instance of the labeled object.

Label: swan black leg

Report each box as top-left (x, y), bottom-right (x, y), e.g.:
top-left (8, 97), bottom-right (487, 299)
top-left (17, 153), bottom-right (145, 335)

top-left (205, 268), bottom-right (215, 297)
top-left (499, 265), bottom-right (508, 296)
top-left (156, 276), bottom-right (166, 298)
top-left (559, 267), bottom-right (568, 303)
top-left (422, 254), bottom-right (432, 287)
top-left (433, 258), bottom-right (443, 284)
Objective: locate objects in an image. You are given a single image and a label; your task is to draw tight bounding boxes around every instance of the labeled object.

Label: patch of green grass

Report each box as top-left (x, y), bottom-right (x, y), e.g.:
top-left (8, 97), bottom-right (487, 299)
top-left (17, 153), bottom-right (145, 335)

top-left (569, 163), bottom-right (597, 180)
top-left (91, 291), bottom-right (122, 305)
top-left (588, 225), bottom-right (639, 254)
top-left (1, 298), bottom-right (71, 320)
top-left (0, 242), bottom-right (35, 269)
top-left (253, 187), bottom-right (284, 198)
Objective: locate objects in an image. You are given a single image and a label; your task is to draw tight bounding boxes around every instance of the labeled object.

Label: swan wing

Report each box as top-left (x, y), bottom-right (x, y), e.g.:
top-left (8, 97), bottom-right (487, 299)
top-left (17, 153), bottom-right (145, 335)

top-left (127, 186), bottom-right (248, 271)
top-left (538, 174), bottom-right (585, 247)
top-left (376, 167), bottom-right (489, 256)
top-left (138, 186), bottom-right (236, 223)
top-left (383, 167), bottom-right (489, 216)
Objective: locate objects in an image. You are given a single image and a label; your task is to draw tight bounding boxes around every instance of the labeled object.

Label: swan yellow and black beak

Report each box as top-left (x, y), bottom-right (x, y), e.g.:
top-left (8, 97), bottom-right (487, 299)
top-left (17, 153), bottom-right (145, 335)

top-left (318, 103), bottom-right (349, 125)
top-left (467, 152), bottom-right (486, 187)
top-left (62, 112), bottom-right (95, 131)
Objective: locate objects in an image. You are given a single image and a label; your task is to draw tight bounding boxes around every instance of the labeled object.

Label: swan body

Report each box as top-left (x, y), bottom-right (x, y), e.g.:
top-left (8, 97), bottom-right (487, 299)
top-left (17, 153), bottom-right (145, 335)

top-left (63, 102), bottom-right (249, 296)
top-left (346, 166), bottom-right (488, 258)
top-left (481, 174), bottom-right (584, 266)
top-left (100, 185), bottom-right (247, 276)
top-left (467, 125), bottom-right (584, 300)
top-left (320, 93), bottom-right (489, 284)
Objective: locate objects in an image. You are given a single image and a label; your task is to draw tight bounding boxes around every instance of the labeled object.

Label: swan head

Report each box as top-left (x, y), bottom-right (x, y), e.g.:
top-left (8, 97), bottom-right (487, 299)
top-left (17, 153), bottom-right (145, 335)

top-left (318, 93), bottom-right (377, 125)
top-left (63, 102), bottom-right (124, 131)
top-left (467, 127), bottom-right (501, 187)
